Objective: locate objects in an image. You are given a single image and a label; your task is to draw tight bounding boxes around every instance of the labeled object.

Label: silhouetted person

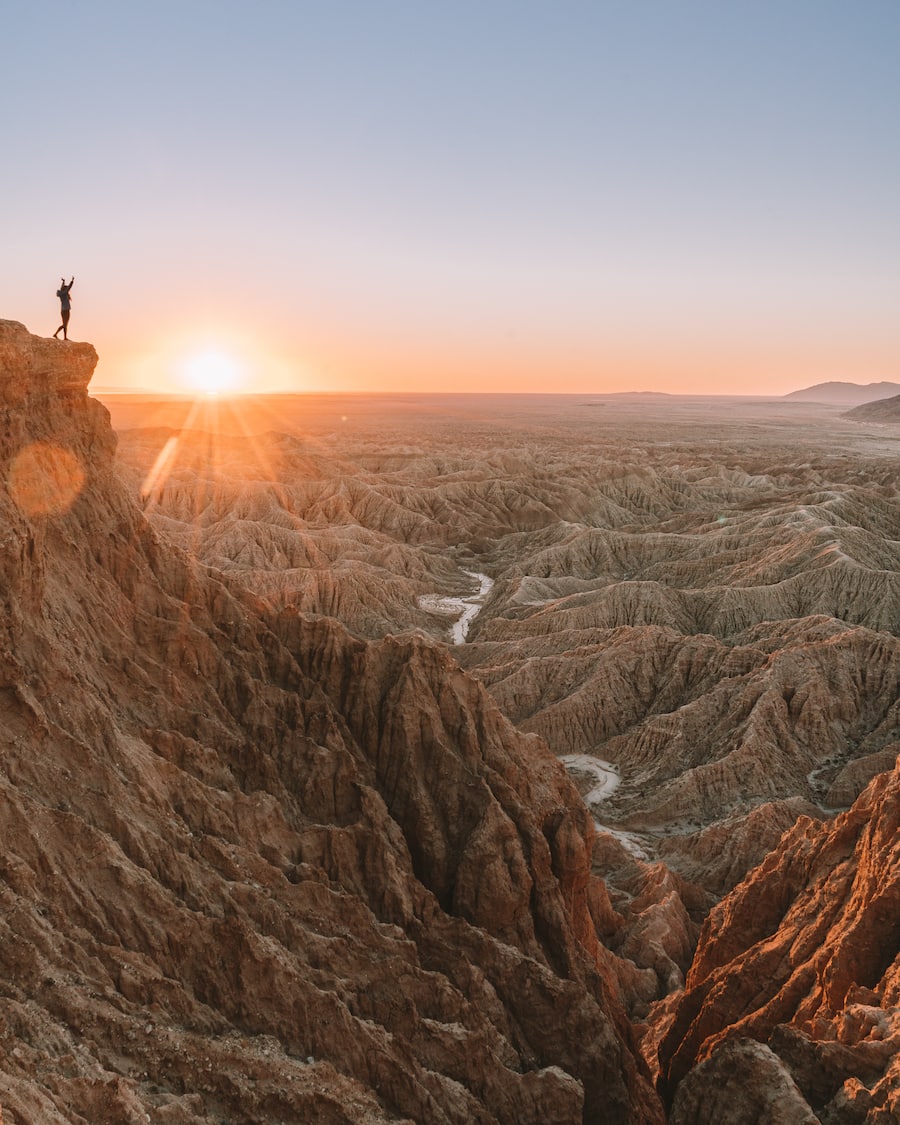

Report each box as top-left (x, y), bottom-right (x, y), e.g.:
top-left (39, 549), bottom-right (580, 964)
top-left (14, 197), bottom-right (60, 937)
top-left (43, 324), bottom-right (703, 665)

top-left (53, 276), bottom-right (74, 340)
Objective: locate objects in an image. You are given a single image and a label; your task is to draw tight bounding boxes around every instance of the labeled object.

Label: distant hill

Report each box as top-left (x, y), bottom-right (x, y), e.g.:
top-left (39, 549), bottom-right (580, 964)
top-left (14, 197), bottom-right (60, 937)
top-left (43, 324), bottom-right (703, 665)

top-left (844, 393), bottom-right (900, 422)
top-left (784, 380), bottom-right (900, 404)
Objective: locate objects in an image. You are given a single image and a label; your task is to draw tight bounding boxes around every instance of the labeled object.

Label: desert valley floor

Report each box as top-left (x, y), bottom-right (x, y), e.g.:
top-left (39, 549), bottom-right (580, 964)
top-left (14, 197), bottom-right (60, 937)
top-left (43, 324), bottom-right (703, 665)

top-left (0, 323), bottom-right (896, 1125)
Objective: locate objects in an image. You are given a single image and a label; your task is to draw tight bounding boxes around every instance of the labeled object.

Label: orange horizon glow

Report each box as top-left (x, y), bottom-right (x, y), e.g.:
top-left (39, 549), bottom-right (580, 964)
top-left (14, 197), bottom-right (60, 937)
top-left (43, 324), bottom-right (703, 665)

top-left (84, 321), bottom-right (900, 400)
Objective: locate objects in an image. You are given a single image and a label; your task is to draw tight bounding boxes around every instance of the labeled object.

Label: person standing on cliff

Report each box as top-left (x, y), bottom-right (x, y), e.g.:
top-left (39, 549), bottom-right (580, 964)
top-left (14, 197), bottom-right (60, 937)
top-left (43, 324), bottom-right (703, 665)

top-left (53, 276), bottom-right (74, 340)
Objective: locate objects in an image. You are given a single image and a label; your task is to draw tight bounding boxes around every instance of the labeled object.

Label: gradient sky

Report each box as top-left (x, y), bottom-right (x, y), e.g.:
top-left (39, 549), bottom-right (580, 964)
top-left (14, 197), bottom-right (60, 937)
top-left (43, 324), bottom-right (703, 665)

top-left (4, 1), bottom-right (900, 395)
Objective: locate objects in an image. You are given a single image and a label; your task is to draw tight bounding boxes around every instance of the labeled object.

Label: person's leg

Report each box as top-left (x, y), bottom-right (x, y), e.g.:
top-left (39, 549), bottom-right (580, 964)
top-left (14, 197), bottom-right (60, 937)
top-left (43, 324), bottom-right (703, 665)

top-left (61, 310), bottom-right (70, 340)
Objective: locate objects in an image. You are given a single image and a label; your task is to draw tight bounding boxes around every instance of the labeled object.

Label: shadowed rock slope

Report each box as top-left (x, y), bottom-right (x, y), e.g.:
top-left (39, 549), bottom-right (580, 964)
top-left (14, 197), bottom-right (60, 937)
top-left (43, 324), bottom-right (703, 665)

top-left (0, 320), bottom-right (661, 1122)
top-left (657, 759), bottom-right (900, 1124)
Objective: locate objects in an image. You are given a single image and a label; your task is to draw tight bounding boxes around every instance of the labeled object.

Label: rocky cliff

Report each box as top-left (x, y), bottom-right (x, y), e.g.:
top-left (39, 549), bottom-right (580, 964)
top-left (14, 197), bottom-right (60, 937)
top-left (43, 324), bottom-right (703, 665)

top-left (657, 759), bottom-right (900, 1123)
top-left (0, 321), bottom-right (661, 1122)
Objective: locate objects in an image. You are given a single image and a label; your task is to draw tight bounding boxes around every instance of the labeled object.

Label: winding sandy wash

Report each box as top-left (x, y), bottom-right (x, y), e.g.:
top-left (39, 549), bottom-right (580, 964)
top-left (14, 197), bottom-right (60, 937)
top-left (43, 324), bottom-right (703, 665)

top-left (560, 756), bottom-right (652, 858)
top-left (418, 570), bottom-right (494, 644)
top-left (560, 753), bottom-right (621, 802)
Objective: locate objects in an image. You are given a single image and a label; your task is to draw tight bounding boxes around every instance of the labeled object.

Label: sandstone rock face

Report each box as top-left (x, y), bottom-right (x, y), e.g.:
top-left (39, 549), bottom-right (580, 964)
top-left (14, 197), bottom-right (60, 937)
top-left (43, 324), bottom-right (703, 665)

top-left (0, 323), bottom-right (662, 1122)
top-left (669, 1039), bottom-right (819, 1124)
top-left (657, 760), bottom-right (900, 1123)
top-left (825, 745), bottom-right (900, 808)
top-left (657, 798), bottom-right (826, 897)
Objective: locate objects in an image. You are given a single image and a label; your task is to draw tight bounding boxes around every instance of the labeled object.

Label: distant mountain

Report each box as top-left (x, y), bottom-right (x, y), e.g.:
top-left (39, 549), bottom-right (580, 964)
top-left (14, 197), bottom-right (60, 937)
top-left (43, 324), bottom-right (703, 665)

top-left (844, 393), bottom-right (900, 422)
top-left (783, 380), bottom-right (900, 404)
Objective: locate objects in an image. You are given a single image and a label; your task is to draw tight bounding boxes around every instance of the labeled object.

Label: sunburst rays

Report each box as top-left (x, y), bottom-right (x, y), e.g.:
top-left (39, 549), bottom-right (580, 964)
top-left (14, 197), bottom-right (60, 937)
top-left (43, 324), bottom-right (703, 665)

top-left (136, 393), bottom-right (315, 543)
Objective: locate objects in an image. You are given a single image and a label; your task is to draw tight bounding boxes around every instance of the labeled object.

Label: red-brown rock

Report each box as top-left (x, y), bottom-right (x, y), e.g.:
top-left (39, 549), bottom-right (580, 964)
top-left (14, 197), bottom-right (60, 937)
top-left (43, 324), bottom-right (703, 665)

top-left (658, 757), bottom-right (900, 1122)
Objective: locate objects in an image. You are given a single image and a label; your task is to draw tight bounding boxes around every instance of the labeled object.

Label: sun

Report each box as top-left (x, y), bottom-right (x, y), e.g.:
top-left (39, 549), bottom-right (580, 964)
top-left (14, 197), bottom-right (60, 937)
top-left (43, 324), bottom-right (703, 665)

top-left (181, 350), bottom-right (244, 396)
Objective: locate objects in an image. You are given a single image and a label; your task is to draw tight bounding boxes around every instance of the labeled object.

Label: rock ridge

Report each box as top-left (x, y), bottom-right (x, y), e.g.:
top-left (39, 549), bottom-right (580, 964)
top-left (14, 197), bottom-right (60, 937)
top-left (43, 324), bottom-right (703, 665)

top-left (657, 759), bottom-right (900, 1123)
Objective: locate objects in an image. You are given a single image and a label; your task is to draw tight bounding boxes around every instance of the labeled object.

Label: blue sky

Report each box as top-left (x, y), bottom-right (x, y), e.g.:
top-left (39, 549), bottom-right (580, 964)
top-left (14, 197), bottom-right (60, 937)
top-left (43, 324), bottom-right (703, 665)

top-left (4, 1), bottom-right (899, 393)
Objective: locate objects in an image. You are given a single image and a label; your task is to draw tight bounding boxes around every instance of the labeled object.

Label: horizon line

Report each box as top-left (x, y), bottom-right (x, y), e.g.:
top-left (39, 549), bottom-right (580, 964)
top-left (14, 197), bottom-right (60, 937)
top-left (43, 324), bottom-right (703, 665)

top-left (90, 386), bottom-right (812, 401)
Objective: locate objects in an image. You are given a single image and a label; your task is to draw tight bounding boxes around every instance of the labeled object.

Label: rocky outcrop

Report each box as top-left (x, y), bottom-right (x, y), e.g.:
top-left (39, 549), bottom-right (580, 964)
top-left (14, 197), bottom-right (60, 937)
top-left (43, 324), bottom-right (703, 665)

top-left (0, 322), bottom-right (662, 1122)
top-left (825, 745), bottom-right (900, 807)
top-left (657, 759), bottom-right (900, 1122)
top-left (657, 798), bottom-right (825, 896)
top-left (668, 1039), bottom-right (820, 1124)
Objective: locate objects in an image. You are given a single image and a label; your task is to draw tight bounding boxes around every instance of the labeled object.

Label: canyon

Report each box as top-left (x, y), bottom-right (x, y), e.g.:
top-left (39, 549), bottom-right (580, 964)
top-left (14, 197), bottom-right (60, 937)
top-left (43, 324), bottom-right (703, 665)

top-left (109, 386), bottom-right (899, 906)
top-left (0, 319), bottom-right (896, 1121)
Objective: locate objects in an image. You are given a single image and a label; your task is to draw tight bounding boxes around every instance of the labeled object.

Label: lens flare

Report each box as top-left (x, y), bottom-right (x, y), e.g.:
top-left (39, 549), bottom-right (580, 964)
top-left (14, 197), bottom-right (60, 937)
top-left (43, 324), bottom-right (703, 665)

top-left (8, 443), bottom-right (85, 517)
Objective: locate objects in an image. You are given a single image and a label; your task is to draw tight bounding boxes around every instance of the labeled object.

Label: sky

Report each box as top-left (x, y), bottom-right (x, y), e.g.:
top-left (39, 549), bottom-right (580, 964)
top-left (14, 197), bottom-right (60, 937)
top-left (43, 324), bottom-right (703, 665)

top-left (3, 0), bottom-right (900, 395)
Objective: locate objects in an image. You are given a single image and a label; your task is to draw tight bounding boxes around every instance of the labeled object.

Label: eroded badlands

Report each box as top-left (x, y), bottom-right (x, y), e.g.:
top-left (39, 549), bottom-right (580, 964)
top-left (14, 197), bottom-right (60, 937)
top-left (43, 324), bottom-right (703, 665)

top-left (110, 389), bottom-right (900, 901)
top-left (0, 319), bottom-right (896, 1123)
top-left (105, 382), bottom-right (899, 1121)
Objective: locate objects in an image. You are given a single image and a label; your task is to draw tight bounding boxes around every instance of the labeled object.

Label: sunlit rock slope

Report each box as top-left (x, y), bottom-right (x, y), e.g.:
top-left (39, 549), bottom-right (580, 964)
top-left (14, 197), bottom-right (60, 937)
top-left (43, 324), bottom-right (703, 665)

top-left (657, 759), bottom-right (900, 1124)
